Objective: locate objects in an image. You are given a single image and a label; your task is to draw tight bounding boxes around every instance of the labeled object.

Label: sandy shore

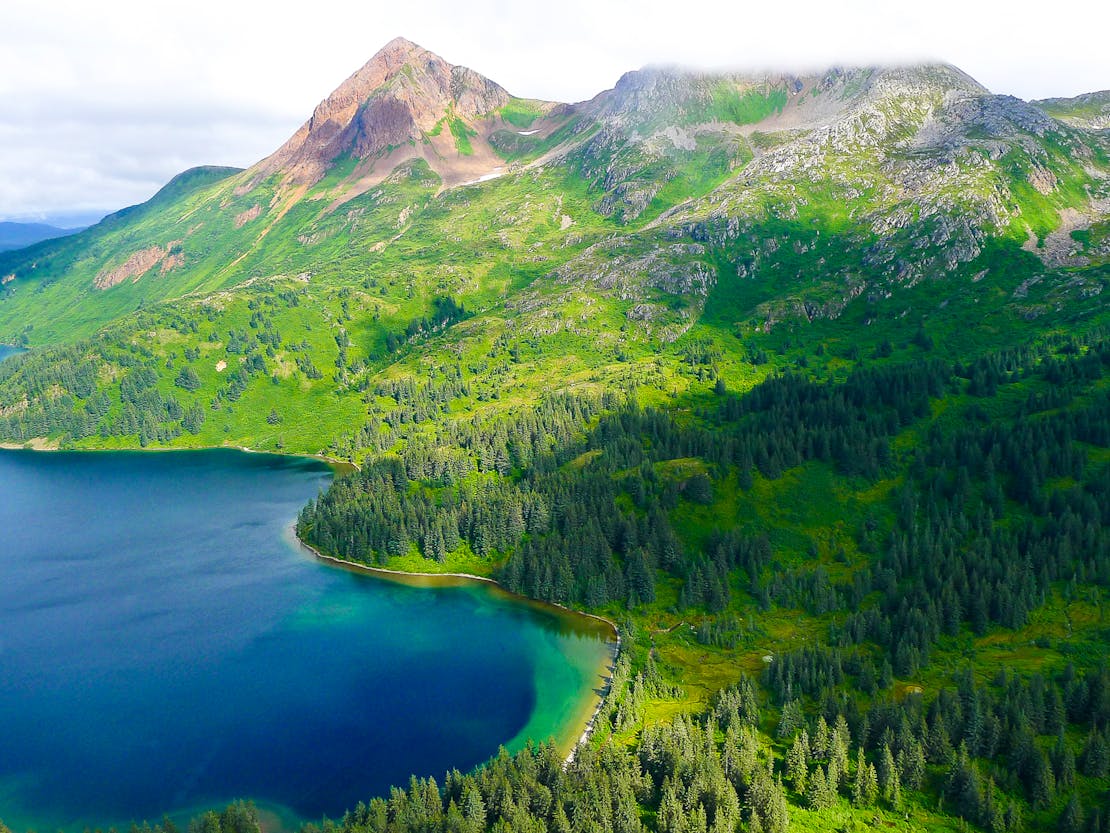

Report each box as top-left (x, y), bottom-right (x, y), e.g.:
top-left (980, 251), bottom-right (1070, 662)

top-left (291, 527), bottom-right (620, 761)
top-left (561, 632), bottom-right (621, 763)
top-left (0, 439), bottom-right (59, 450)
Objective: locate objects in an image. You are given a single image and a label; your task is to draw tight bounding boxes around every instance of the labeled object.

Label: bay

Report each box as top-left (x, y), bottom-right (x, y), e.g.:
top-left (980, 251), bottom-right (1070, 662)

top-left (0, 345), bottom-right (24, 363)
top-left (0, 449), bottom-right (612, 831)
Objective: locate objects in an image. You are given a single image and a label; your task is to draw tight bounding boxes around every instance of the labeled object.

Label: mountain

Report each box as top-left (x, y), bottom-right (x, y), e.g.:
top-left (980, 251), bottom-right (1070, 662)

top-left (0, 221), bottom-right (84, 252)
top-left (2, 39), bottom-right (1110, 833)
top-left (0, 41), bottom-right (1106, 443)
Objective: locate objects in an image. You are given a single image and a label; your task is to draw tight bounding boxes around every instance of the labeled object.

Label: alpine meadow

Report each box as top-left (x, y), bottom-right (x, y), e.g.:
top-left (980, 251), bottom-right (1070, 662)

top-left (2, 35), bottom-right (1110, 833)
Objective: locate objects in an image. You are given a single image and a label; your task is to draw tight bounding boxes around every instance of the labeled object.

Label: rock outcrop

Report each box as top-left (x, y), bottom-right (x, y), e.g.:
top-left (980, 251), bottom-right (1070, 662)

top-left (94, 242), bottom-right (182, 290)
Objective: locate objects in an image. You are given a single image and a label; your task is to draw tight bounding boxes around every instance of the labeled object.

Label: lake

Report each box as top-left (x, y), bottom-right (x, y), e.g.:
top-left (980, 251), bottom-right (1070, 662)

top-left (0, 449), bottom-right (613, 832)
top-left (0, 344), bottom-right (24, 363)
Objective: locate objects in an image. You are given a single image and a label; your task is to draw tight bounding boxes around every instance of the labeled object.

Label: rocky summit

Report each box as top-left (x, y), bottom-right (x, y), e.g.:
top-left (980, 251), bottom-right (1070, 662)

top-left (255, 37), bottom-right (515, 189)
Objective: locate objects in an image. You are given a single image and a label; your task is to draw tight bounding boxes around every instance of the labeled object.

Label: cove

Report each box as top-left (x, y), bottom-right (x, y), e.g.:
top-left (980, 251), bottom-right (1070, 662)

top-left (0, 344), bottom-right (24, 363)
top-left (0, 449), bottom-right (613, 832)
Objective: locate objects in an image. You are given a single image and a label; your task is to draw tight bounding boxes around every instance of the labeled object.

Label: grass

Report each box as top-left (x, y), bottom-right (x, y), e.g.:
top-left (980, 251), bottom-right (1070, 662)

top-left (498, 98), bottom-right (545, 129)
top-left (378, 546), bottom-right (497, 578)
top-left (699, 83), bottom-right (788, 126)
top-left (448, 115), bottom-right (476, 156)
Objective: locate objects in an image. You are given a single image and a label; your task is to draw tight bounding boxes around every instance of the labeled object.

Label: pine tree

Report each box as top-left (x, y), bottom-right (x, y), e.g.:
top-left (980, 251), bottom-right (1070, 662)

top-left (805, 765), bottom-right (835, 811)
top-left (834, 714), bottom-right (852, 752)
top-left (1030, 749), bottom-right (1057, 809)
top-left (877, 743), bottom-right (897, 800)
top-left (786, 732), bottom-right (809, 793)
top-left (945, 744), bottom-right (983, 821)
top-left (747, 767), bottom-right (789, 833)
top-left (777, 699), bottom-right (804, 738)
top-left (462, 786), bottom-right (486, 830)
top-left (657, 779), bottom-right (685, 833)
top-left (812, 715), bottom-right (830, 760)
top-left (829, 728), bottom-right (849, 790)
top-left (852, 747), bottom-right (878, 807)
top-left (1052, 733), bottom-right (1076, 790)
top-left (689, 805), bottom-right (708, 833)
top-left (981, 778), bottom-right (1003, 833)
top-left (1003, 801), bottom-right (1023, 833)
top-left (898, 738), bottom-right (926, 790)
top-left (1081, 730), bottom-right (1109, 777)
top-left (1059, 795), bottom-right (1084, 833)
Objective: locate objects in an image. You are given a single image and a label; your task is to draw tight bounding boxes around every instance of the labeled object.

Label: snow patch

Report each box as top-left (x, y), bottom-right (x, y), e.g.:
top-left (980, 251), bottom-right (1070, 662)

top-left (460, 168), bottom-right (505, 187)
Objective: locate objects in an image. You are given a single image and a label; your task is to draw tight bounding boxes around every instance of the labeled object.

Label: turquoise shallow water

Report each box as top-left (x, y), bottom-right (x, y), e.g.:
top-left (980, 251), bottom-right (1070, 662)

top-left (0, 449), bottom-right (609, 831)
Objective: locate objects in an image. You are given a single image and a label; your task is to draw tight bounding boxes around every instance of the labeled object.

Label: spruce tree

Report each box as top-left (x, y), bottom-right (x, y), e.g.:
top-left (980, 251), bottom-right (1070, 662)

top-left (786, 732), bottom-right (810, 793)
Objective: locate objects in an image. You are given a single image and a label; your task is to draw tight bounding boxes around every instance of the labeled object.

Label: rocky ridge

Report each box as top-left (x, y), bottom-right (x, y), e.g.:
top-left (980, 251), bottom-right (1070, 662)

top-left (545, 63), bottom-right (1110, 338)
top-left (1037, 90), bottom-right (1110, 131)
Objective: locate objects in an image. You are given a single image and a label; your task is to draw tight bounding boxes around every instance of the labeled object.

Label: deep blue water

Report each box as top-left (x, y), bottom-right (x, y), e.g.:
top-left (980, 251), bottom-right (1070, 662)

top-left (0, 449), bottom-right (608, 831)
top-left (0, 345), bottom-right (24, 363)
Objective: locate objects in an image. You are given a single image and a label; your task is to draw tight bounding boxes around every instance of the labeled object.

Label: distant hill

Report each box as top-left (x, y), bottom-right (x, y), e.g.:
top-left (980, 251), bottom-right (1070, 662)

top-left (0, 220), bottom-right (85, 252)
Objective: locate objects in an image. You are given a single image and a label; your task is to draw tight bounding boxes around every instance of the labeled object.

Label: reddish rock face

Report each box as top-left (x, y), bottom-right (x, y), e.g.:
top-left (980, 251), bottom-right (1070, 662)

top-left (94, 242), bottom-right (183, 289)
top-left (256, 37), bottom-right (510, 186)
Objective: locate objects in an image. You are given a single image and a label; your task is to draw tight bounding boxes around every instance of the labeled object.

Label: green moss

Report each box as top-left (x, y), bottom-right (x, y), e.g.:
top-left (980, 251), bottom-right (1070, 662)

top-left (696, 83), bottom-right (788, 126)
top-left (448, 115), bottom-right (477, 155)
top-left (498, 98), bottom-right (545, 129)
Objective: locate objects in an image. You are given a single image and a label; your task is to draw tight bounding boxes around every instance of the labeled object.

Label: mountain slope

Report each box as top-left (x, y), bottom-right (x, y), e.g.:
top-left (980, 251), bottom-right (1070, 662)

top-left (254, 36), bottom-right (516, 189)
top-left (550, 64), bottom-right (1109, 342)
top-left (0, 45), bottom-right (1106, 456)
top-left (0, 41), bottom-right (552, 344)
top-left (1037, 89), bottom-right (1110, 131)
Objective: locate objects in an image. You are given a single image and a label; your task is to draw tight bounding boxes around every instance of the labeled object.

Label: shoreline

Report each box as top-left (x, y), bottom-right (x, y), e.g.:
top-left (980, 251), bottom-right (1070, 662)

top-left (233, 444), bottom-right (359, 473)
top-left (0, 441), bottom-right (357, 474)
top-left (291, 528), bottom-right (620, 761)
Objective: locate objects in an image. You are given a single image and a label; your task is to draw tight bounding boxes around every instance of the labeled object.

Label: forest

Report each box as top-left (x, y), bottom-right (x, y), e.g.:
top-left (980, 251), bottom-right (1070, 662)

top-left (292, 331), bottom-right (1110, 833)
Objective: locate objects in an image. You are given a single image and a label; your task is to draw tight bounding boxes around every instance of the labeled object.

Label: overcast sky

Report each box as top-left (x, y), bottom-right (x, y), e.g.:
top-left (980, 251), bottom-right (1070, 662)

top-left (2, 0), bottom-right (1107, 224)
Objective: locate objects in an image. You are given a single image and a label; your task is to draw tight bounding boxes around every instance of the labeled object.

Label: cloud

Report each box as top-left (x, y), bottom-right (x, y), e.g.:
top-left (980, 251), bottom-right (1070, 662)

top-left (1, 0), bottom-right (1105, 221)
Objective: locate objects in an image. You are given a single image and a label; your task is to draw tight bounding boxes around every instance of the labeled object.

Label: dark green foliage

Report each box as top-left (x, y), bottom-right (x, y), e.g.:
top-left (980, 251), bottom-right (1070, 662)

top-left (175, 366), bottom-right (201, 391)
top-left (301, 354), bottom-right (968, 611)
top-left (187, 802), bottom-right (261, 833)
top-left (295, 332), bottom-right (1110, 833)
top-left (386, 297), bottom-right (467, 354)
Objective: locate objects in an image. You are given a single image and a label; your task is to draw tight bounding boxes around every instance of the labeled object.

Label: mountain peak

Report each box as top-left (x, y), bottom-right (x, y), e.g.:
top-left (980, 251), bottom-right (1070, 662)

top-left (255, 37), bottom-right (510, 187)
top-left (378, 35), bottom-right (424, 52)
top-left (351, 35), bottom-right (437, 85)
